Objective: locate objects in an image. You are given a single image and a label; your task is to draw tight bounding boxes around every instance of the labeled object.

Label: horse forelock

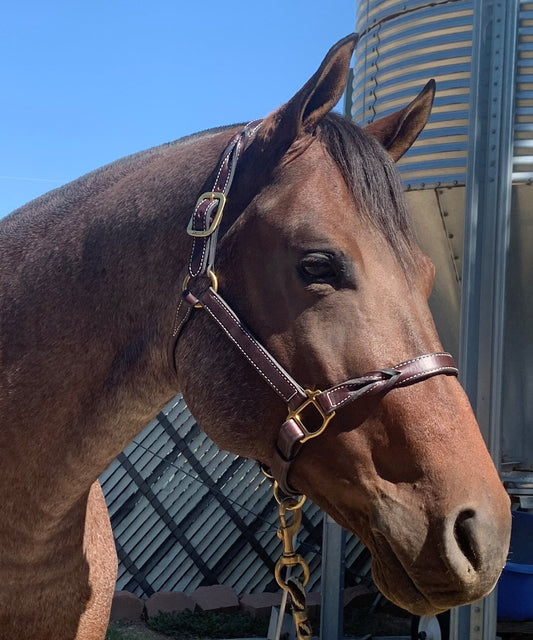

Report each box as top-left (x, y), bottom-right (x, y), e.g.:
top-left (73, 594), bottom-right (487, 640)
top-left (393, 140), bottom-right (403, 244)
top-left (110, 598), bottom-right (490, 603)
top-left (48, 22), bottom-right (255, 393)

top-left (317, 113), bottom-right (418, 271)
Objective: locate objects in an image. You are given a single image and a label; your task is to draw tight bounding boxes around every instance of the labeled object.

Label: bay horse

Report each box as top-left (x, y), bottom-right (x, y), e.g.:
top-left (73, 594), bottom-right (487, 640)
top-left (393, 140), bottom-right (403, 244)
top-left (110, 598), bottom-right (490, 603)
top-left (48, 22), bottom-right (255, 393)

top-left (0, 35), bottom-right (510, 639)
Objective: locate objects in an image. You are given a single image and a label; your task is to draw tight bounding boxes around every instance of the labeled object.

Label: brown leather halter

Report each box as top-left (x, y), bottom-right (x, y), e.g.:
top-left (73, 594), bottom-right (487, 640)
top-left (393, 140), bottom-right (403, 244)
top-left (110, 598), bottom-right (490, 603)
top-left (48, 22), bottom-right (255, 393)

top-left (171, 122), bottom-right (459, 495)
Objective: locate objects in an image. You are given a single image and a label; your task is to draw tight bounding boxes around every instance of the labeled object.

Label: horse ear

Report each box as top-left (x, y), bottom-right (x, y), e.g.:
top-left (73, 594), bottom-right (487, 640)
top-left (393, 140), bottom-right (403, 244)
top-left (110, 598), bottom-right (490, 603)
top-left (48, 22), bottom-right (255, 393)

top-left (291, 33), bottom-right (359, 133)
top-left (253, 34), bottom-right (359, 156)
top-left (365, 80), bottom-right (436, 162)
top-left (231, 35), bottom-right (358, 215)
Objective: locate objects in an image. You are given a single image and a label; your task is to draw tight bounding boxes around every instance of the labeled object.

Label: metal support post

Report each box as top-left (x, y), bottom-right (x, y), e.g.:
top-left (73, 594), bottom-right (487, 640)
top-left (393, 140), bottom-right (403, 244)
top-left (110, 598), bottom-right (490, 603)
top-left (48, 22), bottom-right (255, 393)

top-left (319, 515), bottom-right (345, 640)
top-left (452, 1), bottom-right (519, 639)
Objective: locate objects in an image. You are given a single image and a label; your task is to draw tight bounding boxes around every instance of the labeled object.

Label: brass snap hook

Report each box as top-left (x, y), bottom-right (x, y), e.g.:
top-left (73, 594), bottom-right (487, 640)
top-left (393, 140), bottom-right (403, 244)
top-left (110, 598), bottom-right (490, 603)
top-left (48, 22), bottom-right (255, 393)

top-left (274, 490), bottom-right (310, 591)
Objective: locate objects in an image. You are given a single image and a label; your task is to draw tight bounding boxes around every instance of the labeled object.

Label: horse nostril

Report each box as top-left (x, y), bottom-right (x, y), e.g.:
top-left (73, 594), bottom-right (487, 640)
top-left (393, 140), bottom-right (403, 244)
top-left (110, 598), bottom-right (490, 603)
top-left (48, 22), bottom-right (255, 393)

top-left (454, 509), bottom-right (480, 571)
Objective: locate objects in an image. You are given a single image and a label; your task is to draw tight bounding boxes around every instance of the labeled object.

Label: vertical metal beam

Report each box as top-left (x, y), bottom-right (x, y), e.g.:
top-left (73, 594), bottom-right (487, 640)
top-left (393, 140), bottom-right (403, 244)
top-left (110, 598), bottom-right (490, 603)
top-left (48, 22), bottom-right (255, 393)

top-left (460, 0), bottom-right (518, 456)
top-left (319, 515), bottom-right (345, 640)
top-left (453, 1), bottom-right (519, 639)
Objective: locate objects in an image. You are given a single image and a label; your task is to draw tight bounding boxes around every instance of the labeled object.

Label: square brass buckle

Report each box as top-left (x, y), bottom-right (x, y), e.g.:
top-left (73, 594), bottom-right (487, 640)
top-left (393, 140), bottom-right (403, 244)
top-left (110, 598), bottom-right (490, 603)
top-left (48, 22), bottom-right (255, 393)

top-left (287, 389), bottom-right (336, 444)
top-left (187, 192), bottom-right (227, 237)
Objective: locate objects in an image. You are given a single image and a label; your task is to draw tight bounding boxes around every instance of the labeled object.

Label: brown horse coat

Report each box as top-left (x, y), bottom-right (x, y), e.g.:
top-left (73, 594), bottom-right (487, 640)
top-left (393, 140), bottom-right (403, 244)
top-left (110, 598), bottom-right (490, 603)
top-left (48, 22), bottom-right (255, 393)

top-left (0, 35), bottom-right (510, 639)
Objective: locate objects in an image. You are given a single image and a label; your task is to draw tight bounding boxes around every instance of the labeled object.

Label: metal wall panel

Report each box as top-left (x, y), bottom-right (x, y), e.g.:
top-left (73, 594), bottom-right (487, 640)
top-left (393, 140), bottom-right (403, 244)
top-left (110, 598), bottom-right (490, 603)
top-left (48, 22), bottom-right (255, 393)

top-left (405, 188), bottom-right (463, 358)
top-left (502, 184), bottom-right (533, 469)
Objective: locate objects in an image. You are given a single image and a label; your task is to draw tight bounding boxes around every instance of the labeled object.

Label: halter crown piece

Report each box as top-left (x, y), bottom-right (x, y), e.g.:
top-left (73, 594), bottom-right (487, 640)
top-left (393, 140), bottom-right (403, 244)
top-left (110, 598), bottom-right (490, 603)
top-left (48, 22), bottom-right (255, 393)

top-left (172, 121), bottom-right (459, 496)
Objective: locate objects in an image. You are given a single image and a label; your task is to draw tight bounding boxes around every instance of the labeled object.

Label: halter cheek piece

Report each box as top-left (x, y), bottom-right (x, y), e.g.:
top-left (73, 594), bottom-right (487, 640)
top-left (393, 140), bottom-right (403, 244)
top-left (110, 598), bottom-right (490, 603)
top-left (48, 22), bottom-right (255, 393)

top-left (171, 121), bottom-right (458, 496)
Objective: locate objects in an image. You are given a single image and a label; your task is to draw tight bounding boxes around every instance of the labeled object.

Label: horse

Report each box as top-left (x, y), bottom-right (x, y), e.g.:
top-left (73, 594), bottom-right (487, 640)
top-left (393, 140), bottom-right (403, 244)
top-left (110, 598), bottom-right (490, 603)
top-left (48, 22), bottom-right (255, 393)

top-left (0, 34), bottom-right (510, 639)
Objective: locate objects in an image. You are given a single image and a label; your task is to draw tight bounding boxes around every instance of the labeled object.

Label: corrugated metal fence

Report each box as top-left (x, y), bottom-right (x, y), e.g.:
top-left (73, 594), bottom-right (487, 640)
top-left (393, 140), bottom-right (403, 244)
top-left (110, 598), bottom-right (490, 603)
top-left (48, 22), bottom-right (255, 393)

top-left (101, 395), bottom-right (370, 597)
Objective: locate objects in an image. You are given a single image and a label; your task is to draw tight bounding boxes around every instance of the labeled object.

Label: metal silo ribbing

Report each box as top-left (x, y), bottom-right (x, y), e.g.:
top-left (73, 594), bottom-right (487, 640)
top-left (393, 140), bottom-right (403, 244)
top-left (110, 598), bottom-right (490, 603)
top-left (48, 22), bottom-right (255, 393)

top-left (352, 0), bottom-right (473, 188)
top-left (514, 2), bottom-right (533, 182)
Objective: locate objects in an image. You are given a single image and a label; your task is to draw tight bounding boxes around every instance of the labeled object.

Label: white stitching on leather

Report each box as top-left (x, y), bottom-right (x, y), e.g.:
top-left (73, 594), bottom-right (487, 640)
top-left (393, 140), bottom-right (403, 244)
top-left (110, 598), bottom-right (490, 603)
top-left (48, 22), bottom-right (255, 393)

top-left (202, 291), bottom-right (302, 403)
top-left (400, 365), bottom-right (454, 386)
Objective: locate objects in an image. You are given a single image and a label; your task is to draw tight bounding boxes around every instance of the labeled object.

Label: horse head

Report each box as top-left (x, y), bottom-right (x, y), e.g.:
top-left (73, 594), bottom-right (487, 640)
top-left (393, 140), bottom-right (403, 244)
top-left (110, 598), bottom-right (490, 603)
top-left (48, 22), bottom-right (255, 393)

top-left (176, 35), bottom-right (511, 615)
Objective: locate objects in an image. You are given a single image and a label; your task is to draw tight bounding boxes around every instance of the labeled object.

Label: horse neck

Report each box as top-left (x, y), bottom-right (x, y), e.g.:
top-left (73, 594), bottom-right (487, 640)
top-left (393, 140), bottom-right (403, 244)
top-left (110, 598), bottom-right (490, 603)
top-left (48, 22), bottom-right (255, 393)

top-left (0, 128), bottom-right (235, 520)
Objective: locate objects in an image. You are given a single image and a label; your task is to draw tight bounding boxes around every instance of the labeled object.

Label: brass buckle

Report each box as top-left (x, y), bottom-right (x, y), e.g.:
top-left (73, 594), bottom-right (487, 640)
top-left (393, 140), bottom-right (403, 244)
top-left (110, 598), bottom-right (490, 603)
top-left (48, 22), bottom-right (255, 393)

top-left (287, 389), bottom-right (335, 444)
top-left (187, 192), bottom-right (227, 237)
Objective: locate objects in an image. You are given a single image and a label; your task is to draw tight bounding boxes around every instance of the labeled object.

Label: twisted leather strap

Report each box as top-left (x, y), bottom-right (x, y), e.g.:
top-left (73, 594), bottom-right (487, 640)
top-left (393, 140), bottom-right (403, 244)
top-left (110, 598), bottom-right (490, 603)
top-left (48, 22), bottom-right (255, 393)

top-left (316, 352), bottom-right (457, 412)
top-left (286, 577), bottom-right (313, 640)
top-left (270, 352), bottom-right (457, 495)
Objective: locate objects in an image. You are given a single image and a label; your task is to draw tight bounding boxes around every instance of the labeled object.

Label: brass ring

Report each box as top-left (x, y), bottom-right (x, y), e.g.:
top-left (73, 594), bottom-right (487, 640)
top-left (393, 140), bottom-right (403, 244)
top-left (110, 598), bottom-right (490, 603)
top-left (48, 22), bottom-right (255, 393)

top-left (273, 482), bottom-right (306, 509)
top-left (274, 556), bottom-right (311, 590)
top-left (182, 270), bottom-right (219, 309)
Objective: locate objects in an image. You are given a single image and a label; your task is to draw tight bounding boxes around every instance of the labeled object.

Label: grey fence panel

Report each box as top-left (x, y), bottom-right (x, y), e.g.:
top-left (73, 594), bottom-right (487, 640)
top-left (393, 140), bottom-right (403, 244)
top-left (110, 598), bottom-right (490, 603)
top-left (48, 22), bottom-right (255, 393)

top-left (100, 395), bottom-right (369, 597)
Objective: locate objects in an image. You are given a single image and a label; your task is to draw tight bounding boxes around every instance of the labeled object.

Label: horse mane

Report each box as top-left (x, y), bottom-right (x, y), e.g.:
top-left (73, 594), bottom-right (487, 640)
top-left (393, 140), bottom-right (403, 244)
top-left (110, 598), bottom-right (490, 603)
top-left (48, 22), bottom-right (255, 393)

top-left (317, 112), bottom-right (417, 269)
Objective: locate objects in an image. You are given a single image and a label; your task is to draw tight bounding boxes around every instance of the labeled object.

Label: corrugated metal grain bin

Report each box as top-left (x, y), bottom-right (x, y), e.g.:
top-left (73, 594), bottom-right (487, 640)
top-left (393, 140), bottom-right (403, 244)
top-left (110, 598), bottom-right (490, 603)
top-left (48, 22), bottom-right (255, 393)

top-left (352, 0), bottom-right (473, 188)
top-left (349, 4), bottom-right (533, 634)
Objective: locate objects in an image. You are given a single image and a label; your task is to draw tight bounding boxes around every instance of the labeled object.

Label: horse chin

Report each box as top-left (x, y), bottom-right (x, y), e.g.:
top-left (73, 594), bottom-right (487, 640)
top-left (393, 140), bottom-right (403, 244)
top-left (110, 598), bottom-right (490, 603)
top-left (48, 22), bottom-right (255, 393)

top-left (369, 533), bottom-right (445, 616)
top-left (368, 531), bottom-right (492, 616)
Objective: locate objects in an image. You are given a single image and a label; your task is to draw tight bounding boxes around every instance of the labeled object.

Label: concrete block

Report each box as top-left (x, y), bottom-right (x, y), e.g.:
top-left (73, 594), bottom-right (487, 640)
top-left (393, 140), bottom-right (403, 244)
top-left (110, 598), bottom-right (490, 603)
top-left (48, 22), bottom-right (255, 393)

top-left (343, 584), bottom-right (376, 608)
top-left (145, 590), bottom-right (196, 618)
top-left (240, 592), bottom-right (283, 619)
top-left (191, 584), bottom-right (239, 612)
top-left (109, 590), bottom-right (144, 621)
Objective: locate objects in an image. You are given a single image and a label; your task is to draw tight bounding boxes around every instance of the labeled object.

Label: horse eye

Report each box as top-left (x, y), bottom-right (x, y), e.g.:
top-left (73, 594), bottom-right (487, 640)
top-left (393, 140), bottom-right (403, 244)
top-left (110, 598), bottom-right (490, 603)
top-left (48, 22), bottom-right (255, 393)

top-left (298, 252), bottom-right (338, 283)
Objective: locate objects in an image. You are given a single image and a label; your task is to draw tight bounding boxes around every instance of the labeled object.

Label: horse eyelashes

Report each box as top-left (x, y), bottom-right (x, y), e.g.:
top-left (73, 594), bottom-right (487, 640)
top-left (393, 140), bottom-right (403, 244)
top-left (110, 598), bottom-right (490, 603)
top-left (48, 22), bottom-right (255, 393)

top-left (298, 252), bottom-right (338, 284)
top-left (297, 251), bottom-right (355, 289)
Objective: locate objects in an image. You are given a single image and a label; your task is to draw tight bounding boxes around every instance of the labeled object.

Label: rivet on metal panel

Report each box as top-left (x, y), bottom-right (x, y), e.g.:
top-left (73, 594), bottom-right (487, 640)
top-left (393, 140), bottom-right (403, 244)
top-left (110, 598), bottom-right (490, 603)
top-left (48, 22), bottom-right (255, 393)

top-left (469, 600), bottom-right (484, 640)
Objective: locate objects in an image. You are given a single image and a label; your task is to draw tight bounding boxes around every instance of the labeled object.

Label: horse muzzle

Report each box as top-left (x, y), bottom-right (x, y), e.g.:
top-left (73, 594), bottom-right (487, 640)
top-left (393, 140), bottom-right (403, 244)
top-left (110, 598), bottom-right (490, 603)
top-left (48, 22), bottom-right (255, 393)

top-left (367, 496), bottom-right (511, 615)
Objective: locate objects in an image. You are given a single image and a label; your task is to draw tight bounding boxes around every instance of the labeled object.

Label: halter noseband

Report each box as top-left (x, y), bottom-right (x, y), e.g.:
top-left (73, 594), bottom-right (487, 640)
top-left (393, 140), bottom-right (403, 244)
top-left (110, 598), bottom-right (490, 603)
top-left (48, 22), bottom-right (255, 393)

top-left (171, 122), bottom-right (458, 495)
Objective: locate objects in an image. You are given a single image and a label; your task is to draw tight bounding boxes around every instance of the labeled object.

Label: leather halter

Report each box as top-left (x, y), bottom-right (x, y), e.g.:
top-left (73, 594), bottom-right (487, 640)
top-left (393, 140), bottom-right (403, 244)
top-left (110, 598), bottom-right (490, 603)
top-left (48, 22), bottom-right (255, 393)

top-left (172, 122), bottom-right (459, 495)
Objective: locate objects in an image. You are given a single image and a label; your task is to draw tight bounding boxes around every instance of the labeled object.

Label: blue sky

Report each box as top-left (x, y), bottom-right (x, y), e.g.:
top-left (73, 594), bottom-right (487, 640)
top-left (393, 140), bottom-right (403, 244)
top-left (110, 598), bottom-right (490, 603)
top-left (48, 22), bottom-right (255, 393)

top-left (1, 1), bottom-right (357, 217)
